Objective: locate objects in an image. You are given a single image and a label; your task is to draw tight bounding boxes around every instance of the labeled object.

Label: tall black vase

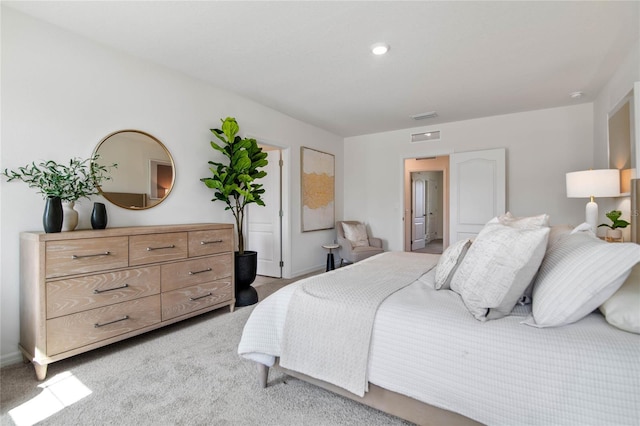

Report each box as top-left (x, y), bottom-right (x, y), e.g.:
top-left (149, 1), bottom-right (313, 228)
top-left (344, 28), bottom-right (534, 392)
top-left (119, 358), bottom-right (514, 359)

top-left (235, 250), bottom-right (258, 307)
top-left (43, 196), bottom-right (63, 233)
top-left (91, 202), bottom-right (108, 229)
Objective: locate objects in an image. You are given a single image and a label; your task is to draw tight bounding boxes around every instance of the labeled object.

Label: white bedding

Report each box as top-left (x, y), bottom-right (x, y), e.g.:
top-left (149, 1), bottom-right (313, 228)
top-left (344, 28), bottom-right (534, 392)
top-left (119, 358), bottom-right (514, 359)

top-left (281, 252), bottom-right (437, 396)
top-left (238, 252), bottom-right (640, 426)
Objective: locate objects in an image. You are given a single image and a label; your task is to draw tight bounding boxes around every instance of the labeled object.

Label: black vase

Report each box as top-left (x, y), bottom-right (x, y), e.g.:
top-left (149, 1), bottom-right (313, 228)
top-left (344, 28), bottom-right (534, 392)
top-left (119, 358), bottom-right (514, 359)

top-left (91, 202), bottom-right (108, 229)
top-left (235, 250), bottom-right (258, 306)
top-left (43, 196), bottom-right (63, 233)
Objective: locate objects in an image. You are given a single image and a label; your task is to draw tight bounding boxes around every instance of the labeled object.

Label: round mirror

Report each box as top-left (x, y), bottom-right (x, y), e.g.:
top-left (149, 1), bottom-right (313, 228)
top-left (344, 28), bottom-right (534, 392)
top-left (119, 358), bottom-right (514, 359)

top-left (93, 130), bottom-right (175, 209)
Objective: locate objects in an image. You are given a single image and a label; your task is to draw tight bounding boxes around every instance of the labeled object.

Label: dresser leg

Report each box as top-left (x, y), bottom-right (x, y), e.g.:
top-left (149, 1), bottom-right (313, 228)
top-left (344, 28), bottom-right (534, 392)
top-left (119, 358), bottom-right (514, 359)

top-left (33, 363), bottom-right (47, 381)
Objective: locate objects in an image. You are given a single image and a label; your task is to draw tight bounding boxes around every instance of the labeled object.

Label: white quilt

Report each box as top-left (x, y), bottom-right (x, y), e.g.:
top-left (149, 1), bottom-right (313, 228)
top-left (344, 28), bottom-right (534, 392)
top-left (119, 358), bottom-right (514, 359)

top-left (238, 252), bottom-right (640, 425)
top-left (280, 252), bottom-right (437, 396)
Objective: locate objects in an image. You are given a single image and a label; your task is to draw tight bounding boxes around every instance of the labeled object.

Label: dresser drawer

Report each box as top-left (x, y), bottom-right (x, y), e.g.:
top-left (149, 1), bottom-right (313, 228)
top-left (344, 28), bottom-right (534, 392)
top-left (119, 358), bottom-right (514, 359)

top-left (129, 232), bottom-right (188, 266)
top-left (45, 237), bottom-right (129, 278)
top-left (161, 280), bottom-right (232, 321)
top-left (46, 267), bottom-right (161, 319)
top-left (161, 253), bottom-right (233, 292)
top-left (188, 229), bottom-right (233, 257)
top-left (46, 295), bottom-right (161, 356)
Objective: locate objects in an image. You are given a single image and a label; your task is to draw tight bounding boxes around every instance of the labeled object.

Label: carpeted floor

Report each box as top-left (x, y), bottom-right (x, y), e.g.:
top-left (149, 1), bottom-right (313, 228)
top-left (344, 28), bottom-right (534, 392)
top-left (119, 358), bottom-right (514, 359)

top-left (0, 274), bottom-right (411, 426)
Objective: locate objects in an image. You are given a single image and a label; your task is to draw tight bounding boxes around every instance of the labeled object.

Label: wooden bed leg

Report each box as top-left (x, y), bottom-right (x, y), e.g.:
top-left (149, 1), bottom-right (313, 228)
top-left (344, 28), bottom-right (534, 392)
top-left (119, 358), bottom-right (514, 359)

top-left (257, 363), bottom-right (269, 388)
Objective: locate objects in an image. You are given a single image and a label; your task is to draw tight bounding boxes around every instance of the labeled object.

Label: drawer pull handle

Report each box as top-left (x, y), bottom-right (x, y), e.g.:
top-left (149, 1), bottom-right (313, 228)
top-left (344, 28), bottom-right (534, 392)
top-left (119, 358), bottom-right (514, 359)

top-left (188, 268), bottom-right (212, 275)
top-left (146, 244), bottom-right (175, 251)
top-left (190, 292), bottom-right (213, 301)
top-left (72, 251), bottom-right (111, 259)
top-left (94, 315), bottom-right (129, 328)
top-left (93, 283), bottom-right (129, 294)
top-left (201, 239), bottom-right (223, 245)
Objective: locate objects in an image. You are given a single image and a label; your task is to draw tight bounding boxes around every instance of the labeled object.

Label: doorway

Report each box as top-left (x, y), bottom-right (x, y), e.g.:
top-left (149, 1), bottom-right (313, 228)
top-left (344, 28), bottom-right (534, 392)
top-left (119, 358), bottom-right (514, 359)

top-left (411, 171), bottom-right (443, 253)
top-left (404, 157), bottom-right (449, 254)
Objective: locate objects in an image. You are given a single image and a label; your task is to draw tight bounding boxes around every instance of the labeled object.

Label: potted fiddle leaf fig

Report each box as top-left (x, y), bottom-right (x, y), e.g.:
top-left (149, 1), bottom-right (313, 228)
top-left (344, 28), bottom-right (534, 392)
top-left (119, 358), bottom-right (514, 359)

top-left (3, 155), bottom-right (117, 233)
top-left (598, 210), bottom-right (629, 241)
top-left (201, 117), bottom-right (268, 306)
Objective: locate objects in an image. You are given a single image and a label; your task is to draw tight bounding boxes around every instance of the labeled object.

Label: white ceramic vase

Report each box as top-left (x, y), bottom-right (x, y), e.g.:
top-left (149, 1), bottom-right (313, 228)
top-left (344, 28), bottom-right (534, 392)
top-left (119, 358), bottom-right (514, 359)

top-left (62, 201), bottom-right (79, 231)
top-left (606, 228), bottom-right (623, 241)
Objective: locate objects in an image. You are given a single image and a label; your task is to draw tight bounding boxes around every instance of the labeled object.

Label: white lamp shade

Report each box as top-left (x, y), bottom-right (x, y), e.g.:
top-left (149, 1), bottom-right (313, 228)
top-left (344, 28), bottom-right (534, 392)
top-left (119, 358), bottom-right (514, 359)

top-left (566, 169), bottom-right (620, 198)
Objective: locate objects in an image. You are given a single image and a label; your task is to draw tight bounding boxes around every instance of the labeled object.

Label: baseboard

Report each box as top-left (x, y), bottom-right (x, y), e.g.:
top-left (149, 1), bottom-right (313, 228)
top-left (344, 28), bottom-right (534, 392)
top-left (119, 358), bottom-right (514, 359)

top-left (1, 350), bottom-right (23, 368)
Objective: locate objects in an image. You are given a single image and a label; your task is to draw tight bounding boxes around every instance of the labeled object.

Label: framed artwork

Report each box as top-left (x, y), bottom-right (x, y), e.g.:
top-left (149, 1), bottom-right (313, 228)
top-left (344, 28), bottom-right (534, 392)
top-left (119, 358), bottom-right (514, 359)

top-left (301, 147), bottom-right (335, 232)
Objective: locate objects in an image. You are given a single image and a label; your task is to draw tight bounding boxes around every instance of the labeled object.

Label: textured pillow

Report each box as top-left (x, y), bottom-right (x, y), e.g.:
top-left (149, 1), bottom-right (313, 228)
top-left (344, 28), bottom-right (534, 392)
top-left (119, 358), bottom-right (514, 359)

top-left (491, 211), bottom-right (550, 229)
top-left (434, 239), bottom-right (472, 290)
top-left (342, 223), bottom-right (369, 247)
top-left (450, 223), bottom-right (550, 321)
top-left (527, 232), bottom-right (640, 328)
top-left (600, 264), bottom-right (640, 334)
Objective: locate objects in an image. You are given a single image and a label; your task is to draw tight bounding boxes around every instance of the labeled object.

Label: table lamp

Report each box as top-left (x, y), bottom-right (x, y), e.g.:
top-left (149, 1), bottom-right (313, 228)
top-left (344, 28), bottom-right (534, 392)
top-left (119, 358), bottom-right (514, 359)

top-left (566, 169), bottom-right (620, 232)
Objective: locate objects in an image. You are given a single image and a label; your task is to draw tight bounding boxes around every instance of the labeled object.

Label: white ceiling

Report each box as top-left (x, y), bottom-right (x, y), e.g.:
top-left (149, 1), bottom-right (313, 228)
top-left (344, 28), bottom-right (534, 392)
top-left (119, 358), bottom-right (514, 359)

top-left (5, 1), bottom-right (639, 137)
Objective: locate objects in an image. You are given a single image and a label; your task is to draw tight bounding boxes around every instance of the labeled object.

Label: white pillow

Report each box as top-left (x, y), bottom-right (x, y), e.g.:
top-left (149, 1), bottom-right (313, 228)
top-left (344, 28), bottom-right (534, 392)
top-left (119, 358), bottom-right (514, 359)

top-left (490, 211), bottom-right (550, 229)
top-left (450, 223), bottom-right (550, 321)
top-left (342, 223), bottom-right (369, 247)
top-left (599, 263), bottom-right (640, 334)
top-left (434, 239), bottom-right (472, 290)
top-left (527, 232), bottom-right (640, 328)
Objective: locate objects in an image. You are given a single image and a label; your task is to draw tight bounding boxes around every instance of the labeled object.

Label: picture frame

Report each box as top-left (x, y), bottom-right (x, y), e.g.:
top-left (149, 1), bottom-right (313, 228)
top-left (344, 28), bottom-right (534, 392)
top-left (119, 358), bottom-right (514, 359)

top-left (301, 147), bottom-right (335, 232)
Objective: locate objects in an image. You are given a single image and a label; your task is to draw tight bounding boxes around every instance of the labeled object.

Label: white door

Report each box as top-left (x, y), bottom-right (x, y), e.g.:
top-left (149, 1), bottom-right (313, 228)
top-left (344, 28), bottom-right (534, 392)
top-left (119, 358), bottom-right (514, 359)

top-left (247, 149), bottom-right (282, 278)
top-left (411, 177), bottom-right (426, 250)
top-left (425, 177), bottom-right (437, 242)
top-left (450, 148), bottom-right (506, 243)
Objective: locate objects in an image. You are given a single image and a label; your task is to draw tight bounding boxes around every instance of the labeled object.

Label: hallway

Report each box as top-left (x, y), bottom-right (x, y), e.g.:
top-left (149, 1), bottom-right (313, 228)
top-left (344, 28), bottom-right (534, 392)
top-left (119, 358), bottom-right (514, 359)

top-left (412, 238), bottom-right (443, 255)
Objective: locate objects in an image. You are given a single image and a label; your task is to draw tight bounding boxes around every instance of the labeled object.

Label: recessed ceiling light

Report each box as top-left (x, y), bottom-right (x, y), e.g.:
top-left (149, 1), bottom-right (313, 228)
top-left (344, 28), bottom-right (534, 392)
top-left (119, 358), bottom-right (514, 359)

top-left (371, 43), bottom-right (390, 55)
top-left (570, 91), bottom-right (585, 99)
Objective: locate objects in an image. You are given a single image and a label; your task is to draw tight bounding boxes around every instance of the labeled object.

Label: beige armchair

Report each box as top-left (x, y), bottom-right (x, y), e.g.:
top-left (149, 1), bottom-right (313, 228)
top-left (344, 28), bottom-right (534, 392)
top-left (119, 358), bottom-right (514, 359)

top-left (336, 221), bottom-right (384, 266)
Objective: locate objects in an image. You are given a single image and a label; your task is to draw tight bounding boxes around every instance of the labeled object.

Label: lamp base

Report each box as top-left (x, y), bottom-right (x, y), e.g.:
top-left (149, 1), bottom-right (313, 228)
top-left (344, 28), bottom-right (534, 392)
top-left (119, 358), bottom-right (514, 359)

top-left (585, 200), bottom-right (598, 233)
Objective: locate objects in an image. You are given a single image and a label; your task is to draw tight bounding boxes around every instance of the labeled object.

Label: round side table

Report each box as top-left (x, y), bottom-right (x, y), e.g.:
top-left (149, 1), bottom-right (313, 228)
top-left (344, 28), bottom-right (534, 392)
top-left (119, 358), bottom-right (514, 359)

top-left (322, 243), bottom-right (340, 271)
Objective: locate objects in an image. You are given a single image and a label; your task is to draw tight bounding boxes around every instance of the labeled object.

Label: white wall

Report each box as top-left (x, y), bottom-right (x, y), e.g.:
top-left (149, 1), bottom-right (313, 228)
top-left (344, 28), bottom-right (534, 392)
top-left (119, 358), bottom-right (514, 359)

top-left (344, 104), bottom-right (594, 252)
top-left (0, 8), bottom-right (343, 365)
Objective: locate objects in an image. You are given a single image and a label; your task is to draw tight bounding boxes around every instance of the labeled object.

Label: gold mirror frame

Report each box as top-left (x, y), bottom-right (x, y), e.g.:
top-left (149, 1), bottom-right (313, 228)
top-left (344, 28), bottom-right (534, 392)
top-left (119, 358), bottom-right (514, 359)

top-left (93, 130), bottom-right (175, 210)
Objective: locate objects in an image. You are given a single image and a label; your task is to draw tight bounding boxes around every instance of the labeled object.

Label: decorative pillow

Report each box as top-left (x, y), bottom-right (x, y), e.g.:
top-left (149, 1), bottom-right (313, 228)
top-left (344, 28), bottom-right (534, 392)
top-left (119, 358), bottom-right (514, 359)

top-left (518, 224), bottom-right (574, 305)
top-left (342, 223), bottom-right (369, 248)
top-left (547, 224), bottom-right (573, 249)
top-left (600, 264), bottom-right (640, 334)
top-left (450, 223), bottom-right (550, 321)
top-left (434, 239), bottom-right (472, 290)
top-left (490, 211), bottom-right (550, 229)
top-left (527, 232), bottom-right (640, 328)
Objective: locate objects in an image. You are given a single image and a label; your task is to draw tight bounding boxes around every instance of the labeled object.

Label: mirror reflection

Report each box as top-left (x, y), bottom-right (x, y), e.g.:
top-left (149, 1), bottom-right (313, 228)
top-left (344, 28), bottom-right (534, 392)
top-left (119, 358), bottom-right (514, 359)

top-left (93, 130), bottom-right (175, 209)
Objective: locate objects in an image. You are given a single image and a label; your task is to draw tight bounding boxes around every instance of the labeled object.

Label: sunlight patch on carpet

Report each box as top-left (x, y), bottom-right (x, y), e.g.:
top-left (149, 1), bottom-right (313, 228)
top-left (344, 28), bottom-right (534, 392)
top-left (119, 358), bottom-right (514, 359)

top-left (9, 371), bottom-right (92, 426)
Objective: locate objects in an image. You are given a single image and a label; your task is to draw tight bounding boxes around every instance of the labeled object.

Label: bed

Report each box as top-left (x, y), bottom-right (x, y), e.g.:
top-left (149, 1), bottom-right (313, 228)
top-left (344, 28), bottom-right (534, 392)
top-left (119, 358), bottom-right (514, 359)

top-left (238, 216), bottom-right (640, 425)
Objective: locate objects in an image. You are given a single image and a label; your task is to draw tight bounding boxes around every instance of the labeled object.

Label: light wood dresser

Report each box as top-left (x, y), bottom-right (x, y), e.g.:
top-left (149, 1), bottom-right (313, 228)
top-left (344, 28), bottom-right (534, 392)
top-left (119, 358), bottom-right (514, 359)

top-left (19, 223), bottom-right (234, 380)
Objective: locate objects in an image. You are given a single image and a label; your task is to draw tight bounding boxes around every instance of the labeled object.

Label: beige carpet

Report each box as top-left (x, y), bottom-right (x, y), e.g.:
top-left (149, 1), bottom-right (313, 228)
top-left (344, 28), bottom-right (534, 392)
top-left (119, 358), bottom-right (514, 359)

top-left (0, 275), bottom-right (411, 426)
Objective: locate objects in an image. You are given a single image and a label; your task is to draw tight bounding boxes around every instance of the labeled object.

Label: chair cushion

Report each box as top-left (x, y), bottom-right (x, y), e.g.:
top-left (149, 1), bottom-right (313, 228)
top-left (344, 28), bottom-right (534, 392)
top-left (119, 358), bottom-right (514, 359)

top-left (342, 222), bottom-right (369, 248)
top-left (351, 246), bottom-right (384, 262)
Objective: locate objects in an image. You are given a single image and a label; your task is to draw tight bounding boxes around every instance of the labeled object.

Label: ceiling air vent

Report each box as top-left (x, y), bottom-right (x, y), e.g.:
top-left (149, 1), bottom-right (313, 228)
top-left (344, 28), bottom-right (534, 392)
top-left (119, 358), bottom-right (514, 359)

top-left (410, 111), bottom-right (438, 120)
top-left (411, 130), bottom-right (441, 143)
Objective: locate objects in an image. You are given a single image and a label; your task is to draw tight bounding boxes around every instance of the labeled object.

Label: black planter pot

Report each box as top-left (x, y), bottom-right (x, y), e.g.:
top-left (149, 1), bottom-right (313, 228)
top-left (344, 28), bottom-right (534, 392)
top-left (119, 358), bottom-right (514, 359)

top-left (235, 250), bottom-right (258, 306)
top-left (91, 202), bottom-right (108, 229)
top-left (43, 196), bottom-right (63, 233)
